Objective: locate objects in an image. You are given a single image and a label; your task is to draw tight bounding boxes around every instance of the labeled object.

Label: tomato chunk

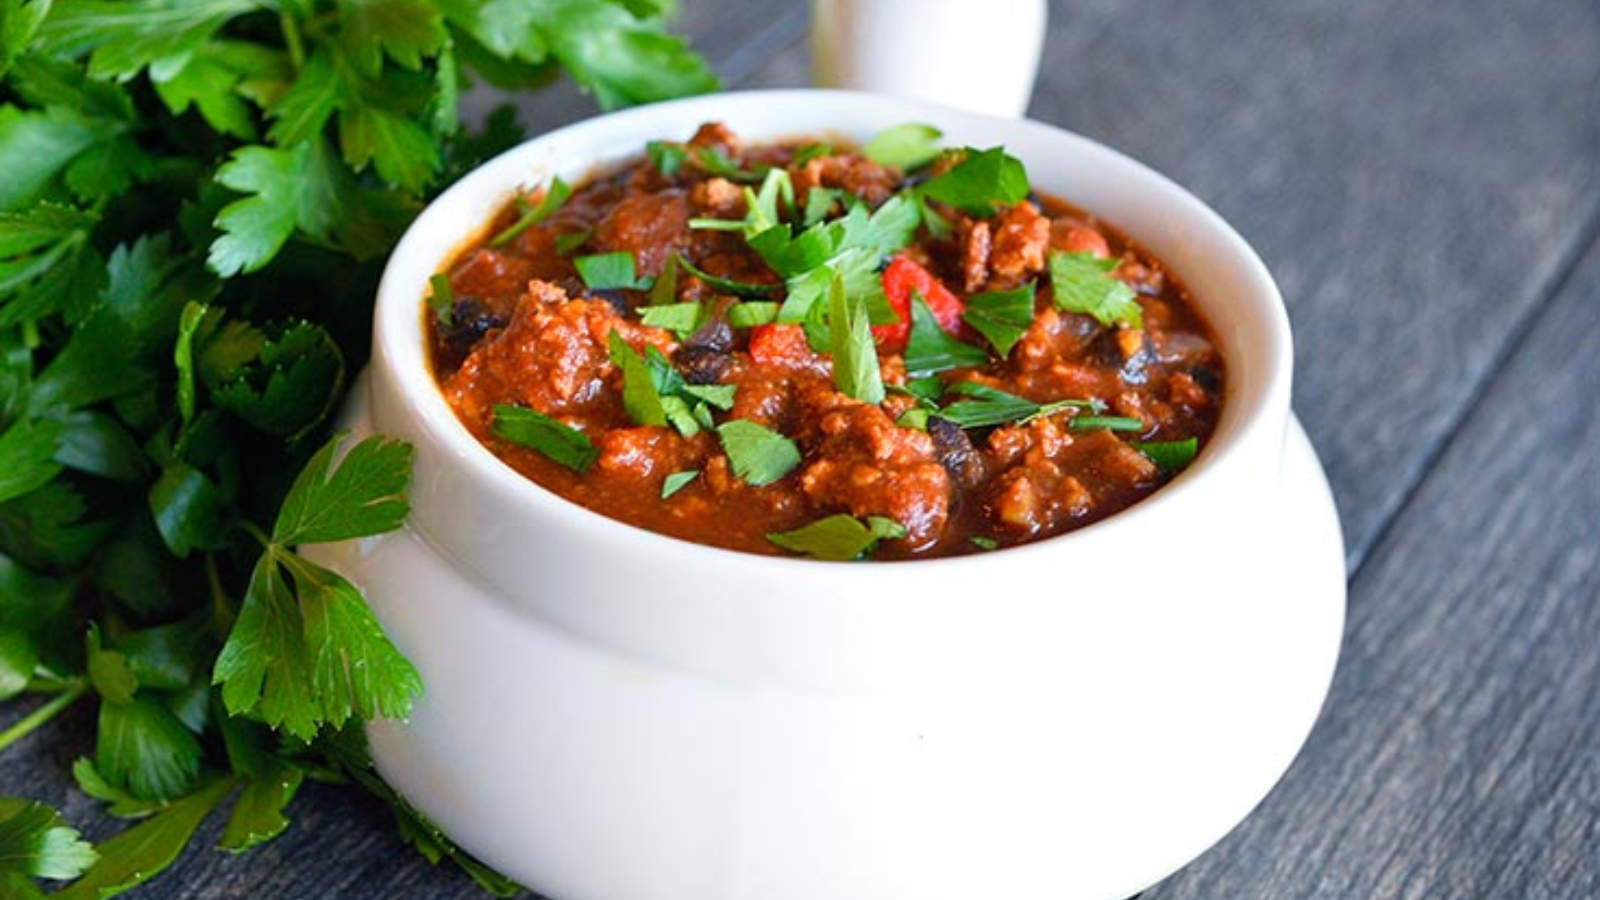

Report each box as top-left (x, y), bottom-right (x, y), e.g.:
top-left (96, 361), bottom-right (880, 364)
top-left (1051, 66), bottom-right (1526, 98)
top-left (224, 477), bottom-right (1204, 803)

top-left (873, 255), bottom-right (964, 352)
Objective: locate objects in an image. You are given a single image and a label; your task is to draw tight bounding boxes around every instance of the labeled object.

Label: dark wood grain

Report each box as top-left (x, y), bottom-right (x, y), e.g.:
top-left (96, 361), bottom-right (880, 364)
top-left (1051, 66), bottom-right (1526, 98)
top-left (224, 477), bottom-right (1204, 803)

top-left (1141, 237), bottom-right (1600, 900)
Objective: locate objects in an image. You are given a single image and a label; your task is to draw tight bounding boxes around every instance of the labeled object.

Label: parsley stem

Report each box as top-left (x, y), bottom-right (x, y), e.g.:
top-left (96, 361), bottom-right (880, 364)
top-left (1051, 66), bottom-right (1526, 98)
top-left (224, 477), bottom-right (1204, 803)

top-left (280, 12), bottom-right (306, 72)
top-left (240, 520), bottom-right (273, 549)
top-left (0, 680), bottom-right (88, 753)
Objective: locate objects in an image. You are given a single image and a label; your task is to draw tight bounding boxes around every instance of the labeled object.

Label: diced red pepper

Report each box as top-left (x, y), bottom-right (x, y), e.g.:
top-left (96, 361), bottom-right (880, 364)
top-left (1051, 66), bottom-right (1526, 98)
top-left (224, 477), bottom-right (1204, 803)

top-left (747, 323), bottom-right (813, 368)
top-left (873, 255), bottom-right (964, 353)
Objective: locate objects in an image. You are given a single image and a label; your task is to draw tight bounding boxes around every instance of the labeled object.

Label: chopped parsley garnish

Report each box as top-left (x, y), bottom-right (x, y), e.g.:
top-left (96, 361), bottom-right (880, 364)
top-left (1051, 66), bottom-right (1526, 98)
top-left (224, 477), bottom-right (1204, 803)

top-left (425, 274), bottom-right (453, 326)
top-left (862, 123), bottom-right (944, 171)
top-left (639, 302), bottom-right (704, 335)
top-left (933, 382), bottom-right (1100, 429)
top-left (726, 301), bottom-right (781, 328)
top-left (490, 177), bottom-right (572, 247)
top-left (904, 294), bottom-right (988, 376)
top-left (554, 230), bottom-right (592, 257)
top-left (766, 514), bottom-right (907, 561)
top-left (607, 332), bottom-right (672, 428)
top-left (715, 419), bottom-right (800, 486)
top-left (1069, 415), bottom-right (1144, 433)
top-left (968, 536), bottom-right (999, 551)
top-left (962, 284), bottom-right (1036, 357)
top-left (490, 405), bottom-right (598, 473)
top-left (1048, 250), bottom-right (1142, 329)
top-left (1134, 437), bottom-right (1200, 472)
top-left (649, 252), bottom-right (681, 306)
top-left (576, 251), bottom-right (652, 291)
top-left (660, 470), bottom-right (699, 499)
top-left (791, 142), bottom-right (834, 167)
top-left (647, 140), bottom-right (689, 177)
top-left (676, 255), bottom-right (780, 297)
top-left (691, 145), bottom-right (764, 183)
top-left (607, 331), bottom-right (732, 438)
top-left (829, 274), bottom-right (885, 404)
top-left (916, 146), bottom-right (1029, 217)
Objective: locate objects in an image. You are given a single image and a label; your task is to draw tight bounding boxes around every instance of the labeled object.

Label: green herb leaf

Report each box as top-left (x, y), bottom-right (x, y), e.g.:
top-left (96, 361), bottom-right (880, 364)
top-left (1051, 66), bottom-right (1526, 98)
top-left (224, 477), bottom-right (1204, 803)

top-left (490, 176), bottom-right (571, 247)
top-left (646, 140), bottom-right (687, 177)
top-left (638, 302), bottom-right (702, 335)
top-left (828, 273), bottom-right (884, 404)
top-left (272, 434), bottom-right (413, 546)
top-left (726, 301), bottom-right (780, 328)
top-left (52, 778), bottom-right (232, 900)
top-left (905, 293), bottom-right (988, 376)
top-left (647, 251), bottom-right (679, 305)
top-left (426, 272), bottom-right (454, 325)
top-left (968, 536), bottom-right (999, 551)
top-left (934, 382), bottom-right (1099, 429)
top-left (1048, 250), bottom-right (1142, 329)
top-left (917, 146), bottom-right (1029, 217)
top-left (766, 513), bottom-right (906, 560)
top-left (607, 331), bottom-right (668, 427)
top-left (962, 284), bottom-right (1035, 357)
top-left (1069, 415), bottom-right (1144, 432)
top-left (0, 797), bottom-right (98, 881)
top-left (677, 254), bottom-right (779, 297)
top-left (715, 419), bottom-right (800, 487)
top-left (491, 404), bottom-right (598, 473)
top-left (1134, 437), bottom-right (1200, 473)
top-left (95, 695), bottom-right (201, 803)
top-left (862, 123), bottom-right (942, 170)
top-left (531, 0), bottom-right (718, 110)
top-left (660, 470), bottom-right (698, 499)
top-left (575, 250), bottom-right (652, 291)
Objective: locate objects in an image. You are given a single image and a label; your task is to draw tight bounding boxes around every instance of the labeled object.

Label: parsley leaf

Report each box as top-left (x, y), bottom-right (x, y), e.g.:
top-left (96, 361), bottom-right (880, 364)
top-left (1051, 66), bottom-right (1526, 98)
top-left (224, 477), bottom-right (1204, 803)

top-left (607, 331), bottom-right (669, 427)
top-left (490, 176), bottom-right (571, 247)
top-left (904, 293), bottom-right (987, 376)
top-left (491, 404), bottom-right (598, 473)
top-left (766, 514), bottom-right (906, 561)
top-left (1070, 415), bottom-right (1144, 432)
top-left (1048, 250), bottom-right (1142, 329)
top-left (51, 778), bottom-right (233, 900)
top-left (715, 419), bottom-right (800, 487)
top-left (660, 469), bottom-right (698, 499)
top-left (213, 434), bottom-right (420, 740)
top-left (862, 123), bottom-right (942, 171)
top-left (917, 146), bottom-right (1029, 217)
top-left (828, 272), bottom-right (884, 404)
top-left (575, 251), bottom-right (652, 291)
top-left (962, 284), bottom-right (1036, 357)
top-left (0, 797), bottom-right (98, 881)
top-left (1135, 437), bottom-right (1200, 472)
top-left (934, 382), bottom-right (1099, 429)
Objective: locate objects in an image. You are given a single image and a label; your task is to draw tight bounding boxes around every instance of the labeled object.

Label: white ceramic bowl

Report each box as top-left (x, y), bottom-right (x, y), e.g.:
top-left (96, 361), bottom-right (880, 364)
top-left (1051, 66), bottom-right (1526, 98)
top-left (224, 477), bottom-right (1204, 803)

top-left (311, 90), bottom-right (1344, 900)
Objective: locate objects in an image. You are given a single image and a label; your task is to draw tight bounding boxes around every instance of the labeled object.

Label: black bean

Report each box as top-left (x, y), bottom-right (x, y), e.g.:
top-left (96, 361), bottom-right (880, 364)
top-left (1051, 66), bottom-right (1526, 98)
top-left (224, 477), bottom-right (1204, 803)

top-left (929, 417), bottom-right (984, 486)
top-left (441, 297), bottom-right (507, 357)
top-left (683, 319), bottom-right (733, 353)
top-left (675, 345), bottom-right (732, 384)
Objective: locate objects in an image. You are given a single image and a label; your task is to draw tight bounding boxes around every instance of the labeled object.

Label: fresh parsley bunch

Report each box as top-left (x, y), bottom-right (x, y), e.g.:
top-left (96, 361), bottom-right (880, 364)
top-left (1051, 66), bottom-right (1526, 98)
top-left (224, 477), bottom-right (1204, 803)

top-left (0, 1), bottom-right (713, 896)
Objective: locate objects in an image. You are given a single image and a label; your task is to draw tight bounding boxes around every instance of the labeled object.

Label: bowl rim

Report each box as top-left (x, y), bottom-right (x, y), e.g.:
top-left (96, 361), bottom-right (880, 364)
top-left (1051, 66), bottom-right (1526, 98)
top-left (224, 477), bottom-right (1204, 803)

top-left (372, 88), bottom-right (1293, 573)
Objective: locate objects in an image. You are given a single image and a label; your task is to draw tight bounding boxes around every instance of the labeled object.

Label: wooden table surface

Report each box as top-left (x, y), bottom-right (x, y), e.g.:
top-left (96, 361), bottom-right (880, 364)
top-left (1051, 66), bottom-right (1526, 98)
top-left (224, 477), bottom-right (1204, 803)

top-left (4, 1), bottom-right (1596, 897)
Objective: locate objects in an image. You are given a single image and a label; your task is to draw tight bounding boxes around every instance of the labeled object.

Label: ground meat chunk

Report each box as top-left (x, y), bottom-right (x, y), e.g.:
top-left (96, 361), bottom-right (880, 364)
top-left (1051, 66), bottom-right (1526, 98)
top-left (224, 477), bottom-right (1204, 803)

top-left (959, 218), bottom-right (992, 293)
top-left (444, 281), bottom-right (671, 420)
top-left (592, 190), bottom-right (692, 278)
top-left (448, 249), bottom-right (538, 319)
top-left (691, 177), bottom-right (744, 216)
top-left (795, 388), bottom-right (950, 548)
top-left (1049, 217), bottom-right (1111, 258)
top-left (791, 154), bottom-right (898, 207)
top-left (595, 428), bottom-right (708, 480)
top-left (988, 202), bottom-right (1051, 286)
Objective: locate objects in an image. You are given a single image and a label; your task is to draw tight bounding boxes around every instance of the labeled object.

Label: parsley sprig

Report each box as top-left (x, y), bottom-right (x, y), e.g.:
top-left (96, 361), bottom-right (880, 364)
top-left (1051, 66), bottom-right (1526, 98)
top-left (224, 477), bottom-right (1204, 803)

top-left (0, 2), bottom-right (714, 896)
